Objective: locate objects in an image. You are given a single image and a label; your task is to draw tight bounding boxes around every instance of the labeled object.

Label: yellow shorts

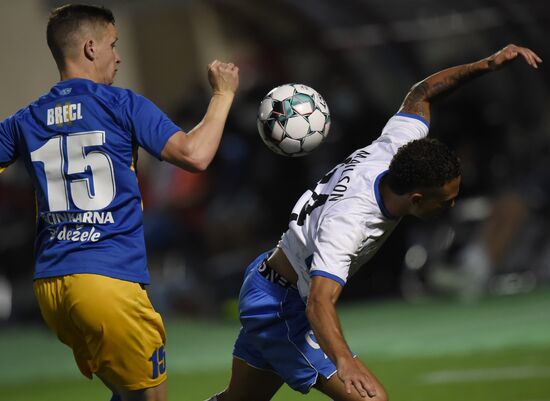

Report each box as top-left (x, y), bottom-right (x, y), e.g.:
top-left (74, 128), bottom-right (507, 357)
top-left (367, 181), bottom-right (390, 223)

top-left (34, 274), bottom-right (167, 391)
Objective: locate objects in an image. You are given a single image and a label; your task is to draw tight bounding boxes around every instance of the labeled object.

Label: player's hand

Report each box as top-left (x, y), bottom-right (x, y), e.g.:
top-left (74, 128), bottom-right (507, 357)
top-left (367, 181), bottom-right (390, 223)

top-left (207, 60), bottom-right (240, 96)
top-left (337, 357), bottom-right (377, 398)
top-left (487, 44), bottom-right (542, 70)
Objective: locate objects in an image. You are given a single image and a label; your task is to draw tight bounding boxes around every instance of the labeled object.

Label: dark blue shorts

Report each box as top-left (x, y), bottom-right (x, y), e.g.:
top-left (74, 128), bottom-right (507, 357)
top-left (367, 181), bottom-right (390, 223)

top-left (233, 251), bottom-right (337, 393)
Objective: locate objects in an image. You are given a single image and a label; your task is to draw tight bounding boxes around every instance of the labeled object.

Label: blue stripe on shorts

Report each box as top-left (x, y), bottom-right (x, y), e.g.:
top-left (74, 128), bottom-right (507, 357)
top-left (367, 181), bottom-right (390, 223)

top-left (233, 251), bottom-right (337, 393)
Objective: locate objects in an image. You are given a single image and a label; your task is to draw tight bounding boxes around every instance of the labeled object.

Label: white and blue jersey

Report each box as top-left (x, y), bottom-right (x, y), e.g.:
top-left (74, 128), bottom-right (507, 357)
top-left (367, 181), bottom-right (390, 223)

top-left (0, 78), bottom-right (180, 284)
top-left (279, 113), bottom-right (430, 300)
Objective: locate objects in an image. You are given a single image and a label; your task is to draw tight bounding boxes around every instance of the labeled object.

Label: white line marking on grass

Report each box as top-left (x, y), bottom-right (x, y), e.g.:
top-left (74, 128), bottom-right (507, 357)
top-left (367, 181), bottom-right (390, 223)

top-left (422, 366), bottom-right (550, 384)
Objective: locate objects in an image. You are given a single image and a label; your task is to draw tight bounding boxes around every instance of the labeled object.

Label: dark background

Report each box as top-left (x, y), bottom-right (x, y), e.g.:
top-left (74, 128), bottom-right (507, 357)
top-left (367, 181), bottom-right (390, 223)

top-left (1, 0), bottom-right (549, 321)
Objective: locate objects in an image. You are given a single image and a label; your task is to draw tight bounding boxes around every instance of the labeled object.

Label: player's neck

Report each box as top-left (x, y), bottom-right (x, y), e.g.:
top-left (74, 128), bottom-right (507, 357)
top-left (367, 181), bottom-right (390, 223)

top-left (379, 178), bottom-right (409, 217)
top-left (59, 63), bottom-right (102, 84)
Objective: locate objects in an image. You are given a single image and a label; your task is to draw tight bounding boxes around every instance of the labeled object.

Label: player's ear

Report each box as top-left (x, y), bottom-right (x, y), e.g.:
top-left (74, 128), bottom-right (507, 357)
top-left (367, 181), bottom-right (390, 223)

top-left (409, 192), bottom-right (423, 205)
top-left (84, 39), bottom-right (95, 61)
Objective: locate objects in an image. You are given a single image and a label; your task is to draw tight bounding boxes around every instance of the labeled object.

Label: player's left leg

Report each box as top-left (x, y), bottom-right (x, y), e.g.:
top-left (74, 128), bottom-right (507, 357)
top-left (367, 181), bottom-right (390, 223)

top-left (210, 357), bottom-right (284, 401)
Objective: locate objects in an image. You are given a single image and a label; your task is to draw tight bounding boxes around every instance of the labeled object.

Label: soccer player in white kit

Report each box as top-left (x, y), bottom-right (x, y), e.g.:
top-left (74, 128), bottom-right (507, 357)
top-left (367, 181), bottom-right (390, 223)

top-left (207, 44), bottom-right (542, 401)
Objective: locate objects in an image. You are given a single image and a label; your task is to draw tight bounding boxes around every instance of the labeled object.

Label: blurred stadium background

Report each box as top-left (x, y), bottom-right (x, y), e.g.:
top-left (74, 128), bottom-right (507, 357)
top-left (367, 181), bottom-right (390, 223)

top-left (1, 0), bottom-right (549, 400)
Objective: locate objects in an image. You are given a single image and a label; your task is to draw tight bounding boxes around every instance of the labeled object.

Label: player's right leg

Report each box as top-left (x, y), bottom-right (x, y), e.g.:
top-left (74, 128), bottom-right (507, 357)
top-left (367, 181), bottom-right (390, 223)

top-left (34, 274), bottom-right (167, 401)
top-left (211, 357), bottom-right (284, 401)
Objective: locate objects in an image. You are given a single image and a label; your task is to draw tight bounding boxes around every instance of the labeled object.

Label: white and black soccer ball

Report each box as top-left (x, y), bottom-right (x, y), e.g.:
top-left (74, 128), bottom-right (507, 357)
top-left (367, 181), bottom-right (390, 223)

top-left (257, 83), bottom-right (331, 157)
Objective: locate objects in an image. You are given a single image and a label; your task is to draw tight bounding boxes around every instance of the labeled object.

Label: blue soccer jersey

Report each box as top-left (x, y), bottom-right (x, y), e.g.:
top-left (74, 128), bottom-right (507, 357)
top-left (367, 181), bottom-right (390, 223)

top-left (0, 78), bottom-right (181, 283)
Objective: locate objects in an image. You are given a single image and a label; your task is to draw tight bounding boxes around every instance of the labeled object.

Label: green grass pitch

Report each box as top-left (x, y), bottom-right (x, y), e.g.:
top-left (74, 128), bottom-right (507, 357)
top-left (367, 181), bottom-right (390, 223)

top-left (2, 290), bottom-right (550, 401)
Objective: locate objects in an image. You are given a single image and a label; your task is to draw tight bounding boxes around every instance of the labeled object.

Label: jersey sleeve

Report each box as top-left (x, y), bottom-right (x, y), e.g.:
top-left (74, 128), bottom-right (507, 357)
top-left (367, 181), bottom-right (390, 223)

top-left (374, 112), bottom-right (430, 150)
top-left (0, 115), bottom-right (18, 173)
top-left (122, 90), bottom-right (181, 159)
top-left (309, 201), bottom-right (368, 286)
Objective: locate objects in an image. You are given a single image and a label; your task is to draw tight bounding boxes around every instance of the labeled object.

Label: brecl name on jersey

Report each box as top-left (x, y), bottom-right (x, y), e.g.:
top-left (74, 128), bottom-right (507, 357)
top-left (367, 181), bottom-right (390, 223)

top-left (47, 102), bottom-right (83, 126)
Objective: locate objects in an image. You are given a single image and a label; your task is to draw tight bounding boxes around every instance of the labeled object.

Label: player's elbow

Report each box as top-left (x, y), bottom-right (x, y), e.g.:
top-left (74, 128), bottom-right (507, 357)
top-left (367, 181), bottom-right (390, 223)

top-left (176, 142), bottom-right (212, 171)
top-left (174, 154), bottom-right (210, 172)
top-left (184, 155), bottom-right (210, 172)
top-left (163, 151), bottom-right (211, 172)
top-left (161, 133), bottom-right (212, 172)
top-left (192, 162), bottom-right (209, 172)
top-left (408, 81), bottom-right (429, 101)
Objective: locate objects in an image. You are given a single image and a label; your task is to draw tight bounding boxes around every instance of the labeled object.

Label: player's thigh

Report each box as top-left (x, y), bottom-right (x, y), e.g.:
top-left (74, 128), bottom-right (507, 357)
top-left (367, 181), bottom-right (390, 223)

top-left (219, 357), bottom-right (284, 401)
top-left (313, 358), bottom-right (388, 401)
top-left (67, 274), bottom-right (167, 391)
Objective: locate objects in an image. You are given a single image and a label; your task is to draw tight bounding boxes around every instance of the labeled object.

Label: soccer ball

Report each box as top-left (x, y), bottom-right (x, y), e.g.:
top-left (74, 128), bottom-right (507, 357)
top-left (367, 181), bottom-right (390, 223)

top-left (257, 83), bottom-right (331, 157)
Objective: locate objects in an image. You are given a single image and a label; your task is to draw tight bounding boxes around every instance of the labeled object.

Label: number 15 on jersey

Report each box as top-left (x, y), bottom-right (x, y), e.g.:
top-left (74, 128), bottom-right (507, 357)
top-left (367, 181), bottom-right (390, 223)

top-left (31, 131), bottom-right (116, 212)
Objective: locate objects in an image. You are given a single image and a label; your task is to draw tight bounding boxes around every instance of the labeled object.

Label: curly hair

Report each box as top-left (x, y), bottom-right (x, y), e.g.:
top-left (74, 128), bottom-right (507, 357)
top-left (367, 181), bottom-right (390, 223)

top-left (386, 138), bottom-right (461, 195)
top-left (47, 4), bottom-right (115, 69)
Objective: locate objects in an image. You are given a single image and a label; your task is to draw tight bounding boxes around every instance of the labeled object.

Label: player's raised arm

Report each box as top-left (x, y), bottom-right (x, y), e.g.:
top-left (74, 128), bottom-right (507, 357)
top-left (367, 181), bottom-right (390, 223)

top-left (161, 60), bottom-right (240, 172)
top-left (399, 44), bottom-right (542, 124)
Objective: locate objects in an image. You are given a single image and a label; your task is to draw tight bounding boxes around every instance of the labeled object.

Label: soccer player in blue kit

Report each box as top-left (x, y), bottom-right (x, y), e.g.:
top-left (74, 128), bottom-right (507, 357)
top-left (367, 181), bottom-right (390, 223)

top-left (206, 45), bottom-right (541, 401)
top-left (0, 4), bottom-right (239, 401)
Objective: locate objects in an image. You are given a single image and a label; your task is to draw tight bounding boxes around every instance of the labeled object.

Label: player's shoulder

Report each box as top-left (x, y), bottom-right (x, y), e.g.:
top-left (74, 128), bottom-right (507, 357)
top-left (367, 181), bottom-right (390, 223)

top-left (363, 112), bottom-right (430, 159)
top-left (391, 112), bottom-right (430, 128)
top-left (87, 81), bottom-right (136, 108)
top-left (380, 112), bottom-right (430, 137)
top-left (98, 84), bottom-right (154, 112)
top-left (3, 103), bottom-right (32, 126)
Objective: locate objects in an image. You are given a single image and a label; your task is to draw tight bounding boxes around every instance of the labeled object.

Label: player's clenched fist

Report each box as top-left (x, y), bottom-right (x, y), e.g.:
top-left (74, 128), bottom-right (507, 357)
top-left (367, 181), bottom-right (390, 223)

top-left (208, 60), bottom-right (240, 96)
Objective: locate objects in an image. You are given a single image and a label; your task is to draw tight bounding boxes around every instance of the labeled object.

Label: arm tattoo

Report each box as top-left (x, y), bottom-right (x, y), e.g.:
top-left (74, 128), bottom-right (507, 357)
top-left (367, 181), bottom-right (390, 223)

top-left (425, 63), bottom-right (488, 99)
top-left (402, 60), bottom-right (490, 115)
top-left (401, 82), bottom-right (430, 116)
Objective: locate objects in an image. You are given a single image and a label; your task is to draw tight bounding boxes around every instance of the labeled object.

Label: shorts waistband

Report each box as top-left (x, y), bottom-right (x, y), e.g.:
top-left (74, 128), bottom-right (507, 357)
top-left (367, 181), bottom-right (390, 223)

top-left (257, 259), bottom-right (297, 290)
